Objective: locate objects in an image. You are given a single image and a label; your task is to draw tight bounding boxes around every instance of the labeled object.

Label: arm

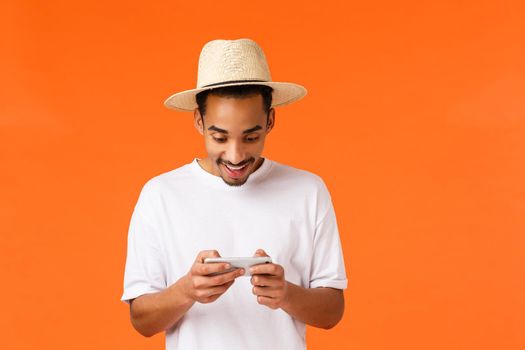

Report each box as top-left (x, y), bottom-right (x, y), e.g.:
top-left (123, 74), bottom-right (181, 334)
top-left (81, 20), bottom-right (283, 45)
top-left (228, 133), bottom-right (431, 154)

top-left (129, 276), bottom-right (194, 337)
top-left (129, 250), bottom-right (245, 337)
top-left (281, 282), bottom-right (344, 329)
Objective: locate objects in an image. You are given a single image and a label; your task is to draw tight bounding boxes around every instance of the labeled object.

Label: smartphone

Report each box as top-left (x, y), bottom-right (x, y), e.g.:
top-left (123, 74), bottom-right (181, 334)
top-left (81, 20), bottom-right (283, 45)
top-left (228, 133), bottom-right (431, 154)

top-left (203, 256), bottom-right (272, 276)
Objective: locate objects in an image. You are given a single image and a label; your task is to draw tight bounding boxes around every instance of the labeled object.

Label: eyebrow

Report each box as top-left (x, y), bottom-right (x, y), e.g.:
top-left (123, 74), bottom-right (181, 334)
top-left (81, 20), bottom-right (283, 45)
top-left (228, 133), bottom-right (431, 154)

top-left (207, 125), bottom-right (263, 134)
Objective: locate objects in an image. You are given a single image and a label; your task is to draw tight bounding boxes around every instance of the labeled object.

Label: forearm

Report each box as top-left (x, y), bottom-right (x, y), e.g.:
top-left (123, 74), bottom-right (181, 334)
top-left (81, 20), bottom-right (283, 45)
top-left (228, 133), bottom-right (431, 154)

top-left (130, 275), bottom-right (194, 337)
top-left (281, 282), bottom-right (344, 329)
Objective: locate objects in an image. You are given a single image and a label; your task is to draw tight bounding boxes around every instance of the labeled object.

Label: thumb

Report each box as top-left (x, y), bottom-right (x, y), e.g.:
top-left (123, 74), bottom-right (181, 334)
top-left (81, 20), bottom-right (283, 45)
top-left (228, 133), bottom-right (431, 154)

top-left (253, 249), bottom-right (269, 257)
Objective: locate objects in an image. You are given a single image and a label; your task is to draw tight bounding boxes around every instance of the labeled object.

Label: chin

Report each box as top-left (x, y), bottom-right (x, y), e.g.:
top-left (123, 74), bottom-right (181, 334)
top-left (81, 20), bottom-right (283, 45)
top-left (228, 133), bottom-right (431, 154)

top-left (221, 177), bottom-right (249, 187)
top-left (219, 167), bottom-right (251, 187)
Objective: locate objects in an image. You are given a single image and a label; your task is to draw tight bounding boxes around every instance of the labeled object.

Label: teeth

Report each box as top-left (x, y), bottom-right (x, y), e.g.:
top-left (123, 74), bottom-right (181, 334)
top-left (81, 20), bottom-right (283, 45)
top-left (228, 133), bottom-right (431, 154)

top-left (225, 164), bottom-right (247, 170)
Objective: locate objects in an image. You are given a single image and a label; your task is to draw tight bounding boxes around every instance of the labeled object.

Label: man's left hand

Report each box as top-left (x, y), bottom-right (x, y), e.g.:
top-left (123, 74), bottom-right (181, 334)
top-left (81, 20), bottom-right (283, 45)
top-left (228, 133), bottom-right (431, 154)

top-left (250, 249), bottom-right (289, 310)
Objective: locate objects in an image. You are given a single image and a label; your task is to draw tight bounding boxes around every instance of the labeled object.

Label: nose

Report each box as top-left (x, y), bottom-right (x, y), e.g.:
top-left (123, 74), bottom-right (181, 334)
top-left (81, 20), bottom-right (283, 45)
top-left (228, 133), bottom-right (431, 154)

top-left (224, 140), bottom-right (246, 165)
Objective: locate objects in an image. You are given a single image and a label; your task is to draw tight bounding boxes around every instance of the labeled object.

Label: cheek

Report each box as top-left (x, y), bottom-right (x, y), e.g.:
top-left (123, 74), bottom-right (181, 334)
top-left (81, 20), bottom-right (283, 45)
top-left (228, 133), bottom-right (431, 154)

top-left (203, 139), bottom-right (222, 155)
top-left (253, 138), bottom-right (267, 153)
top-left (254, 144), bottom-right (265, 154)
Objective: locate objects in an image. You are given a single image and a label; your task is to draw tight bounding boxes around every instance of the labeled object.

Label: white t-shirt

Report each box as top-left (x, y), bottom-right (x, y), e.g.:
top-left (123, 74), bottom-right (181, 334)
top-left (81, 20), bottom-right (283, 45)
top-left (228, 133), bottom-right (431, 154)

top-left (121, 158), bottom-right (347, 350)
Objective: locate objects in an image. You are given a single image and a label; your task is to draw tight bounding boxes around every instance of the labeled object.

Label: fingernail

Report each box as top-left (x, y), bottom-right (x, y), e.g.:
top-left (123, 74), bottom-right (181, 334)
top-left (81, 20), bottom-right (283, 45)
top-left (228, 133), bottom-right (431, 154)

top-left (225, 264), bottom-right (231, 269)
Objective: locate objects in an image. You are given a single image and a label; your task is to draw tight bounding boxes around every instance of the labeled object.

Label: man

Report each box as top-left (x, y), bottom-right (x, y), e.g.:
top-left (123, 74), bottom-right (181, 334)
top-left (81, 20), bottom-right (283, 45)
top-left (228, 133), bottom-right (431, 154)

top-left (121, 38), bottom-right (347, 350)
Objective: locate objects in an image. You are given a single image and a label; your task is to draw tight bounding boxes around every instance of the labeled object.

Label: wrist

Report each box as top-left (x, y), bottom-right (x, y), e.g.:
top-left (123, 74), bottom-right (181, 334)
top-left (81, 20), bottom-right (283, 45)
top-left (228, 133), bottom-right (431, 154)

top-left (280, 281), bottom-right (295, 310)
top-left (170, 274), bottom-right (195, 306)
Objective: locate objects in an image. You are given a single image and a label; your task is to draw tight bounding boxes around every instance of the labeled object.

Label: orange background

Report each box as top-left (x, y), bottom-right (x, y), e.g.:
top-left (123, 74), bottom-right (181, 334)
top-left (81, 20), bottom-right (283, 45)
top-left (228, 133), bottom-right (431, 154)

top-left (1, 1), bottom-right (524, 349)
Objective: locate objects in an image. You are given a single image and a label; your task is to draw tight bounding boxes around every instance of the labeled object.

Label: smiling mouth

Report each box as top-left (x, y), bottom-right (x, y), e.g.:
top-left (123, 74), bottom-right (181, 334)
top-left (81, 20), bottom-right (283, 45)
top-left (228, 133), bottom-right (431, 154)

top-left (221, 161), bottom-right (251, 179)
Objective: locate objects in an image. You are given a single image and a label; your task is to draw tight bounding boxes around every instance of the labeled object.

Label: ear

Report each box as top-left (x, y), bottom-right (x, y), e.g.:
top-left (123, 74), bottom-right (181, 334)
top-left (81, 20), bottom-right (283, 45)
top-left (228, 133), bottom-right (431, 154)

top-left (266, 108), bottom-right (275, 134)
top-left (194, 109), bottom-right (204, 135)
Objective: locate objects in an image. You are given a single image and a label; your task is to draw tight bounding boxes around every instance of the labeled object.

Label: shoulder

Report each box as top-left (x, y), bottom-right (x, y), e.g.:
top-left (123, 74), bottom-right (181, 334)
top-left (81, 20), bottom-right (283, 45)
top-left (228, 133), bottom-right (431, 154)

top-left (137, 162), bottom-right (195, 198)
top-left (270, 160), bottom-right (328, 186)
top-left (269, 160), bottom-right (330, 194)
top-left (269, 160), bottom-right (334, 220)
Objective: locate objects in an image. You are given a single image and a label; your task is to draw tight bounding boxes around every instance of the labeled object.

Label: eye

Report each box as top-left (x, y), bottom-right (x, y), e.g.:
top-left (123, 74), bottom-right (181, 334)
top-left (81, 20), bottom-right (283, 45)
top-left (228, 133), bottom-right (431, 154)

top-left (245, 137), bottom-right (259, 142)
top-left (212, 137), bottom-right (227, 143)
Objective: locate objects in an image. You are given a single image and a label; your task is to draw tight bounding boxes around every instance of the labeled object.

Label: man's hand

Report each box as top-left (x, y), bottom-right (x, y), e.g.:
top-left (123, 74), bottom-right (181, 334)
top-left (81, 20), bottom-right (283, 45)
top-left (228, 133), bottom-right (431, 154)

top-left (182, 250), bottom-right (244, 304)
top-left (250, 249), bottom-right (289, 309)
top-left (128, 249), bottom-right (243, 337)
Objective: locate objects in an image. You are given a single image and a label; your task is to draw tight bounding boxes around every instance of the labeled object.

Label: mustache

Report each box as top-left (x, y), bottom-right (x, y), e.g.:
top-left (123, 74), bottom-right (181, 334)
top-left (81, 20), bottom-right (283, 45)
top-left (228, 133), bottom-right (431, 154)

top-left (217, 158), bottom-right (254, 167)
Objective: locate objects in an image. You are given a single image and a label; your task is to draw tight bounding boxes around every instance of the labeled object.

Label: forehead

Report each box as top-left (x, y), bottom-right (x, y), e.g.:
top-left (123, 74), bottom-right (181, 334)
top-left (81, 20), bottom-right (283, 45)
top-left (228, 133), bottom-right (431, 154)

top-left (203, 94), bottom-right (266, 131)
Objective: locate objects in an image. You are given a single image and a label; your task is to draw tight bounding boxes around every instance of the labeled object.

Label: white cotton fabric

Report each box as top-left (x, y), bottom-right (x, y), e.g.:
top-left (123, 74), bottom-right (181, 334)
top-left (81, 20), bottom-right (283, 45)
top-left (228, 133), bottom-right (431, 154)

top-left (121, 158), bottom-right (347, 350)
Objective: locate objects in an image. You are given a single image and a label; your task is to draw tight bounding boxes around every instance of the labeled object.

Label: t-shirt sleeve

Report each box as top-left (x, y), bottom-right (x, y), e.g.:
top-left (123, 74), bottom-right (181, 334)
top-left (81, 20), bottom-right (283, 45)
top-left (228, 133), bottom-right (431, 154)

top-left (120, 180), bottom-right (167, 304)
top-left (309, 179), bottom-right (348, 290)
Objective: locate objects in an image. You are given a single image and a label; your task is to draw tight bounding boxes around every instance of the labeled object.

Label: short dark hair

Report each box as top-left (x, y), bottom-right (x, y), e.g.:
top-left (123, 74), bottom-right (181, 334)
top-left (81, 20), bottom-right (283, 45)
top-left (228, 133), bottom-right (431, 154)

top-left (195, 84), bottom-right (274, 119)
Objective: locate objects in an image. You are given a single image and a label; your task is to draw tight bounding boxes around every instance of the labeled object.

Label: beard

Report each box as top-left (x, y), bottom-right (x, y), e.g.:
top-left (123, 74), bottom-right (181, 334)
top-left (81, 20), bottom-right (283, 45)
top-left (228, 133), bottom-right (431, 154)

top-left (216, 157), bottom-right (255, 187)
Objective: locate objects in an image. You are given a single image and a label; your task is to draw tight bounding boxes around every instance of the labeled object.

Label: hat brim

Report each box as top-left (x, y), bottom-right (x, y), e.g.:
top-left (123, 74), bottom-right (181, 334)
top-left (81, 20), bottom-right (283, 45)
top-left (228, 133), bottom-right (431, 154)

top-left (163, 81), bottom-right (307, 112)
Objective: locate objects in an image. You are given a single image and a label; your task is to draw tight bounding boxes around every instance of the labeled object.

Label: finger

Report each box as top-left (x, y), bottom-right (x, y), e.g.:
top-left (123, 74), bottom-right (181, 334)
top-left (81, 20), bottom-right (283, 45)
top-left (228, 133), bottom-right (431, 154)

top-left (253, 249), bottom-right (269, 257)
top-left (207, 268), bottom-right (245, 286)
top-left (223, 279), bottom-right (235, 289)
top-left (250, 263), bottom-right (283, 276)
top-left (250, 274), bottom-right (281, 287)
top-left (256, 295), bottom-right (279, 309)
top-left (252, 286), bottom-right (281, 298)
top-left (195, 250), bottom-right (221, 263)
top-left (193, 268), bottom-right (244, 288)
top-left (193, 261), bottom-right (233, 276)
top-left (198, 280), bottom-right (235, 299)
top-left (201, 294), bottom-right (221, 304)
top-left (210, 279), bottom-right (235, 293)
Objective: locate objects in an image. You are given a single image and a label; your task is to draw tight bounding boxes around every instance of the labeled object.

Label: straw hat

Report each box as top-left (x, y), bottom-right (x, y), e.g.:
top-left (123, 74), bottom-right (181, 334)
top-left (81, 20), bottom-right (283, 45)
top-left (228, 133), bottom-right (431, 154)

top-left (163, 38), bottom-right (307, 111)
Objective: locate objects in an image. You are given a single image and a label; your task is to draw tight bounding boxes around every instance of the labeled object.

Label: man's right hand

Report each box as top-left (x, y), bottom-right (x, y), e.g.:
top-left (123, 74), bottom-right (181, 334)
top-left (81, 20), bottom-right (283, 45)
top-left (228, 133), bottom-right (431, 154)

top-left (182, 250), bottom-right (244, 304)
